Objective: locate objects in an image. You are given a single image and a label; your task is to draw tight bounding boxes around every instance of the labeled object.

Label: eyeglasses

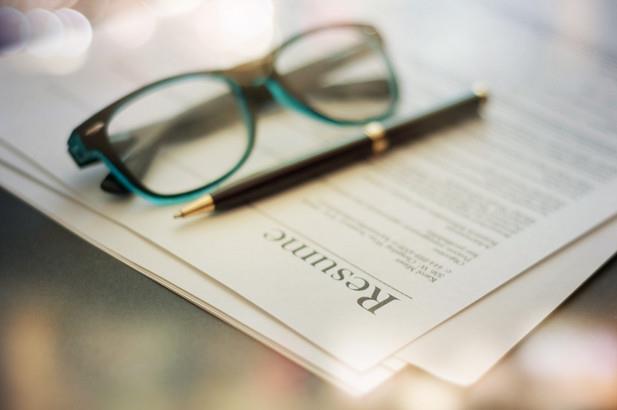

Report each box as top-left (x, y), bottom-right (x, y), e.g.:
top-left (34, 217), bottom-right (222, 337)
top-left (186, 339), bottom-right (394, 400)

top-left (67, 23), bottom-right (399, 204)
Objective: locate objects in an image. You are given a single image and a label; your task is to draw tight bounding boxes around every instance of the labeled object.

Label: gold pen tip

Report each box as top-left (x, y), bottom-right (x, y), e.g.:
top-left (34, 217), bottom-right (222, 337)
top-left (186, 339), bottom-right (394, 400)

top-left (172, 195), bottom-right (215, 220)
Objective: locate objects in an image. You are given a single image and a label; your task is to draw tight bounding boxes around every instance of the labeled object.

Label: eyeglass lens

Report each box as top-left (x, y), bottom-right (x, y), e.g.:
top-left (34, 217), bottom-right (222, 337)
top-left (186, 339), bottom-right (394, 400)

top-left (275, 26), bottom-right (395, 122)
top-left (107, 75), bottom-right (250, 195)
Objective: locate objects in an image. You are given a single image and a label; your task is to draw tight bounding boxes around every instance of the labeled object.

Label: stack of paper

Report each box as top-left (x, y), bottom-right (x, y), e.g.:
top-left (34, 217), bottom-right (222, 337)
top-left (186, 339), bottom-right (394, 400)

top-left (1, 0), bottom-right (616, 393)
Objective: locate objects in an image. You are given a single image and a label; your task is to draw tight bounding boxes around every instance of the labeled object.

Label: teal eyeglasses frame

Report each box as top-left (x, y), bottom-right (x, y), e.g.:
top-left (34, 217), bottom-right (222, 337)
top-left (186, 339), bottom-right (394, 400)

top-left (67, 22), bottom-right (400, 205)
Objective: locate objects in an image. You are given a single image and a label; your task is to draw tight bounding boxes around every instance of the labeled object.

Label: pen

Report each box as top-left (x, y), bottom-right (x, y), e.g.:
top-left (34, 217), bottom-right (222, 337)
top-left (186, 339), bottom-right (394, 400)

top-left (174, 84), bottom-right (489, 218)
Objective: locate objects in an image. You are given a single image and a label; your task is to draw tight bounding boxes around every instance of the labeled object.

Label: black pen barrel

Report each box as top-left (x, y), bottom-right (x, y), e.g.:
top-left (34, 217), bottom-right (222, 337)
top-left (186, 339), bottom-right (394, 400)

top-left (387, 88), bottom-right (486, 147)
top-left (202, 86), bottom-right (487, 213)
top-left (213, 136), bottom-right (374, 210)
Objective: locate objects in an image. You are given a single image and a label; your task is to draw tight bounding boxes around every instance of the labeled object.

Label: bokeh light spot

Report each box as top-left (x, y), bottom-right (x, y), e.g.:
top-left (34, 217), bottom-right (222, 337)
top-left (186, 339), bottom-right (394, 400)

top-left (25, 8), bottom-right (64, 57)
top-left (0, 7), bottom-right (30, 55)
top-left (55, 8), bottom-right (92, 57)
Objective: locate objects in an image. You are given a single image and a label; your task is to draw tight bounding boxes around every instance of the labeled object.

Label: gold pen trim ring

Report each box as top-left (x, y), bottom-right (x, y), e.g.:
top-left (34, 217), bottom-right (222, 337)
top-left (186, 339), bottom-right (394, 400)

top-left (364, 122), bottom-right (389, 155)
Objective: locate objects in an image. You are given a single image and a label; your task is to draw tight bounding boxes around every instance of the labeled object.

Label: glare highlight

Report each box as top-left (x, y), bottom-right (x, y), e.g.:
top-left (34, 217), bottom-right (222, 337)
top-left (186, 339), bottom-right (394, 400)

top-left (101, 2), bottom-right (157, 49)
top-left (191, 0), bottom-right (275, 63)
top-left (144, 0), bottom-right (204, 17)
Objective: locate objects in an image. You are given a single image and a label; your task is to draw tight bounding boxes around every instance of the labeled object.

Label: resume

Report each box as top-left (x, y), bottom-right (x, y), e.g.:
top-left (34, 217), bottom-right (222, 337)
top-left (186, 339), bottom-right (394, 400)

top-left (1, 4), bottom-right (617, 372)
top-left (138, 84), bottom-right (617, 369)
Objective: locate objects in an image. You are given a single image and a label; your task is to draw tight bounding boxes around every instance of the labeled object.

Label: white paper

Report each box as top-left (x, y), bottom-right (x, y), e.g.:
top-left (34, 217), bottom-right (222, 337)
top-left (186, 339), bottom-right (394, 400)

top-left (2, 0), bottom-right (617, 372)
top-left (0, 145), bottom-right (404, 395)
top-left (3, 132), bottom-right (616, 387)
top-left (399, 214), bottom-right (617, 385)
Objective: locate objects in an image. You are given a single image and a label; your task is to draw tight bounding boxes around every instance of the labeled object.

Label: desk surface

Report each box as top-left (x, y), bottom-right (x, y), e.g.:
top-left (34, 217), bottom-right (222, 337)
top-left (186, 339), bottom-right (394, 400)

top-left (1, 187), bottom-right (616, 409)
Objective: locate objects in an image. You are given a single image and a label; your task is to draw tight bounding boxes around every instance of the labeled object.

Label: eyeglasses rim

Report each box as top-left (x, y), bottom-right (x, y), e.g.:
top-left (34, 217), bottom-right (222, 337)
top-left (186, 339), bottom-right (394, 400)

top-left (67, 22), bottom-right (400, 204)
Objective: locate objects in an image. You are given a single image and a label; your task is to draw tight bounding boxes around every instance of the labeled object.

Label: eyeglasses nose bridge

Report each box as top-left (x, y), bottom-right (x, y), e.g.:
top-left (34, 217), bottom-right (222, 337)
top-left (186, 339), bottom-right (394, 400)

top-left (226, 55), bottom-right (274, 87)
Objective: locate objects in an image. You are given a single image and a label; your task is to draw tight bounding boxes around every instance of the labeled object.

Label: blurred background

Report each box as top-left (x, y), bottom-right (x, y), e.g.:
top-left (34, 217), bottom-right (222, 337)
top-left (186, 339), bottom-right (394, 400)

top-left (1, 1), bottom-right (617, 409)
